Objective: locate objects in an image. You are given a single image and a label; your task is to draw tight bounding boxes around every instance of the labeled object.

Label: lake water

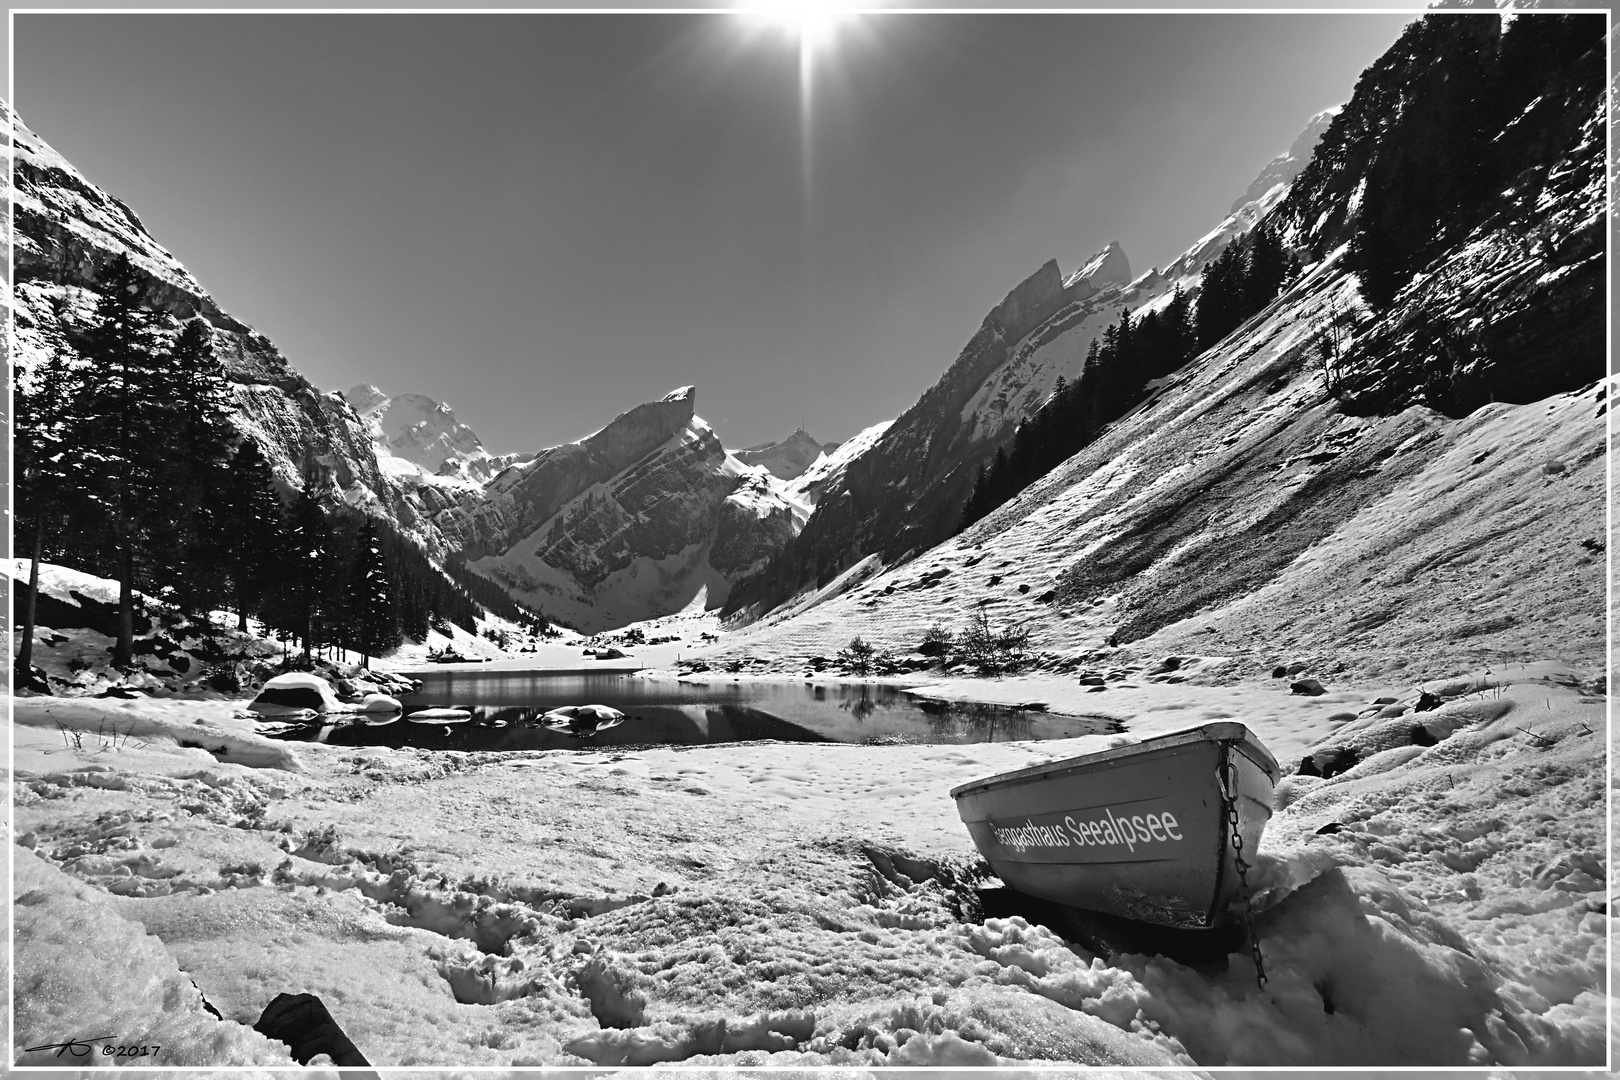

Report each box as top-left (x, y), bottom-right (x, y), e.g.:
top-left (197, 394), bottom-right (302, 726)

top-left (265, 670), bottom-right (1122, 751)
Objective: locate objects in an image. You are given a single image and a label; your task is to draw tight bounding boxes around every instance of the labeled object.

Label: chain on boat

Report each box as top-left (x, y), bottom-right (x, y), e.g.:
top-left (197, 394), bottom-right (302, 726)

top-left (1219, 743), bottom-right (1268, 990)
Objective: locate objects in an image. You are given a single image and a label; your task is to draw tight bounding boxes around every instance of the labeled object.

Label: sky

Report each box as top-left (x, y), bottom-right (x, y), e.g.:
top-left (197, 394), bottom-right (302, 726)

top-left (12, 8), bottom-right (1416, 454)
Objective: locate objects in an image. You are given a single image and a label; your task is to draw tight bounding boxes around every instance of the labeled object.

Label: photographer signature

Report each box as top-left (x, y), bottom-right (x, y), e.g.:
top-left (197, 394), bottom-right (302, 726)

top-left (23, 1035), bottom-right (115, 1057)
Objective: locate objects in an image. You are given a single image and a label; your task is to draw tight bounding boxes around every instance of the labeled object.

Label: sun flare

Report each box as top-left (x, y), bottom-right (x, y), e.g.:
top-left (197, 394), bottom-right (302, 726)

top-left (735, 0), bottom-right (864, 53)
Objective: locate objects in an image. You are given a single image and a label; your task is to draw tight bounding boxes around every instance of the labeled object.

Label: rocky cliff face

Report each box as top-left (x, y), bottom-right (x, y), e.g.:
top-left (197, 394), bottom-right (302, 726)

top-left (723, 108), bottom-right (1338, 622)
top-left (449, 388), bottom-right (802, 631)
top-left (6, 101), bottom-right (431, 542)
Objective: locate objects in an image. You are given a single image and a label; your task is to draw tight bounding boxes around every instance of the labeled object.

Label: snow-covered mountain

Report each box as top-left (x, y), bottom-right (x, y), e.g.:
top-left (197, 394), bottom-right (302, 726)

top-left (724, 108), bottom-right (1339, 621)
top-left (432, 387), bottom-right (802, 631)
top-left (734, 429), bottom-right (833, 481)
top-left (346, 384), bottom-right (531, 486)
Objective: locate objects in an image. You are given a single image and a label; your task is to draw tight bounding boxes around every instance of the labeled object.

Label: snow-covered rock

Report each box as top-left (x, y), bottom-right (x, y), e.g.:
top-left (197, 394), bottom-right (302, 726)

top-left (247, 672), bottom-right (345, 716)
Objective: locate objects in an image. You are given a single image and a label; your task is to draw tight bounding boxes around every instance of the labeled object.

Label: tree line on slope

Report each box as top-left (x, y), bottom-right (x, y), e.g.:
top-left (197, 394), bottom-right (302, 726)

top-left (1287, 13), bottom-right (1606, 414)
top-left (959, 225), bottom-right (1298, 531)
top-left (14, 253), bottom-right (544, 678)
top-left (1329, 13), bottom-right (1605, 314)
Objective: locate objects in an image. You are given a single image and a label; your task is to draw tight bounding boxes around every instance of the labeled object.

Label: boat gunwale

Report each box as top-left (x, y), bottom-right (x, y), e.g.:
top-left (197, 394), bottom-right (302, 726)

top-left (948, 722), bottom-right (1278, 801)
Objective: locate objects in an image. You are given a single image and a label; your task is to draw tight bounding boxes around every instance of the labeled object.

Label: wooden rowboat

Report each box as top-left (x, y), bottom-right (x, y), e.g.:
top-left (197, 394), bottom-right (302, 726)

top-left (950, 722), bottom-right (1279, 929)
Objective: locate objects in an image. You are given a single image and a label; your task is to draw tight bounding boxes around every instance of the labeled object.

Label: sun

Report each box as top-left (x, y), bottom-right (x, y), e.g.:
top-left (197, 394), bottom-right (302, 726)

top-left (735, 0), bottom-right (865, 55)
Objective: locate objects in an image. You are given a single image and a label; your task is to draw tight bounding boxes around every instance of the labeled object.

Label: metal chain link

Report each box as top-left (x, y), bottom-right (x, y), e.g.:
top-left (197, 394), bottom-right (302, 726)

top-left (1221, 749), bottom-right (1268, 990)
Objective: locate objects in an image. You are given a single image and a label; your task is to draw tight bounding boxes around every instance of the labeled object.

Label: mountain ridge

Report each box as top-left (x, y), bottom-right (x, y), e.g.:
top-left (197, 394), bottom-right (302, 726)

top-left (722, 105), bottom-right (1340, 622)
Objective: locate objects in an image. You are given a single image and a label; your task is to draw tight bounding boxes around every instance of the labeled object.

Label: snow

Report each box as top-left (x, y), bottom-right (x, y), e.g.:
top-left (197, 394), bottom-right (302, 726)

top-left (10, 654), bottom-right (1605, 1067)
top-left (14, 849), bottom-right (293, 1068)
top-left (1063, 240), bottom-right (1132, 293)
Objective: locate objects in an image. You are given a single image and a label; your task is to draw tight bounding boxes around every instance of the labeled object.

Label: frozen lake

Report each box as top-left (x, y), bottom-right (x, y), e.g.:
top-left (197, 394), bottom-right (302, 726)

top-left (266, 670), bottom-right (1122, 751)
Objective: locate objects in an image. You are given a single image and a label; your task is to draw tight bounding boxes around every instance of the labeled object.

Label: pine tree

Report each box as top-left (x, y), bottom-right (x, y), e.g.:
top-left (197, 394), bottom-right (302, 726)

top-left (1244, 225), bottom-right (1288, 313)
top-left (75, 254), bottom-right (169, 668)
top-left (1165, 285), bottom-right (1198, 369)
top-left (348, 518), bottom-right (398, 667)
top-left (220, 439), bottom-right (287, 632)
top-left (285, 478), bottom-right (330, 663)
top-left (167, 319), bottom-right (237, 623)
top-left (15, 308), bottom-right (90, 678)
top-left (1347, 149), bottom-right (1414, 310)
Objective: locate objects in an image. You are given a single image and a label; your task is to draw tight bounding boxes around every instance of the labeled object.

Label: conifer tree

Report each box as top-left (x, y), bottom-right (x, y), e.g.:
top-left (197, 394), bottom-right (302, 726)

top-left (285, 476), bottom-right (330, 662)
top-left (348, 518), bottom-right (398, 668)
top-left (167, 319), bottom-right (237, 623)
top-left (1244, 225), bottom-right (1289, 313)
top-left (220, 439), bottom-right (286, 631)
top-left (76, 254), bottom-right (168, 668)
top-left (1165, 286), bottom-right (1196, 364)
top-left (15, 309), bottom-right (89, 678)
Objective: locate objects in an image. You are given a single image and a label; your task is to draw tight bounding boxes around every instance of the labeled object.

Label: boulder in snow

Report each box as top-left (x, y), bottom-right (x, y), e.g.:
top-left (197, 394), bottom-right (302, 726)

top-left (247, 672), bottom-right (343, 716)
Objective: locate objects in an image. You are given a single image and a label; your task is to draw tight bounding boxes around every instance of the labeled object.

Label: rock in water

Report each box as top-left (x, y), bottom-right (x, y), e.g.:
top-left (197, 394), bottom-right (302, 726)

top-left (405, 708), bottom-right (470, 722)
top-left (541, 704), bottom-right (627, 737)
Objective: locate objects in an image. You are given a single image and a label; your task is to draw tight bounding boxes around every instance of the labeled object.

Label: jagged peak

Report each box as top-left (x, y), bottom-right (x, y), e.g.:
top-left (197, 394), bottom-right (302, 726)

top-left (1065, 241), bottom-right (1133, 293)
top-left (663, 385), bottom-right (696, 403)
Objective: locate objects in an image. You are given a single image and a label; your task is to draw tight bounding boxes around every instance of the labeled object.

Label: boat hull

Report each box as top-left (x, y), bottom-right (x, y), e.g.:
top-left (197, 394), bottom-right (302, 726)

top-left (951, 723), bottom-right (1277, 929)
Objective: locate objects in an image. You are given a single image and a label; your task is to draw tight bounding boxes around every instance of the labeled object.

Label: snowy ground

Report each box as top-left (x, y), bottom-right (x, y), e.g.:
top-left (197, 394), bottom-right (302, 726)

top-left (9, 655), bottom-right (1607, 1070)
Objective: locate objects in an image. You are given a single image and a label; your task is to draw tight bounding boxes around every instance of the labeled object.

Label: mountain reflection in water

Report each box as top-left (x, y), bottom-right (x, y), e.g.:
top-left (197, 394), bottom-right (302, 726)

top-left (262, 672), bottom-right (1124, 751)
